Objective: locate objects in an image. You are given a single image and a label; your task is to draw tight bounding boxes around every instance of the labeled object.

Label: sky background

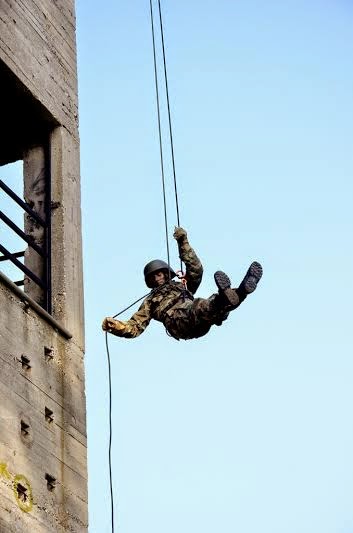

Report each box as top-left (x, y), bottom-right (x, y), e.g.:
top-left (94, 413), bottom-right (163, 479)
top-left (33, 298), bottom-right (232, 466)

top-left (74, 1), bottom-right (353, 532)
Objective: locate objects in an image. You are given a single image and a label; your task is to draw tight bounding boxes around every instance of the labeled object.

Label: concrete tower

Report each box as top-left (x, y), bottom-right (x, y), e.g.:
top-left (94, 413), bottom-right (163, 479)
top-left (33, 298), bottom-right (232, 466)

top-left (0, 1), bottom-right (87, 531)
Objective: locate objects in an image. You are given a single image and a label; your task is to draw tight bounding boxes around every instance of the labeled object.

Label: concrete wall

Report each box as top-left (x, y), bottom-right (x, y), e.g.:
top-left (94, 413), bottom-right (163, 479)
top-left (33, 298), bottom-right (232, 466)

top-left (0, 1), bottom-right (87, 531)
top-left (0, 0), bottom-right (78, 139)
top-left (0, 283), bottom-right (87, 531)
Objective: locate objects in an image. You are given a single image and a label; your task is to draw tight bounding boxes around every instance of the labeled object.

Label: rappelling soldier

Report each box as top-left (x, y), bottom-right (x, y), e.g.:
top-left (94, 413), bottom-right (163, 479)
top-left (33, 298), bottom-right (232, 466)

top-left (102, 227), bottom-right (263, 340)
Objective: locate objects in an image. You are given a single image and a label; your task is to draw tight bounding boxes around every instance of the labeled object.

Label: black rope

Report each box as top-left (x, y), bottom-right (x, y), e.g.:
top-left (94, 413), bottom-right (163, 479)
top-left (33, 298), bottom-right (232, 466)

top-left (105, 332), bottom-right (115, 532)
top-left (105, 289), bottom-right (158, 532)
top-left (157, 0), bottom-right (181, 229)
top-left (106, 4), bottom-right (184, 529)
top-left (113, 291), bottom-right (152, 318)
top-left (149, 0), bottom-right (171, 280)
top-left (150, 0), bottom-right (184, 275)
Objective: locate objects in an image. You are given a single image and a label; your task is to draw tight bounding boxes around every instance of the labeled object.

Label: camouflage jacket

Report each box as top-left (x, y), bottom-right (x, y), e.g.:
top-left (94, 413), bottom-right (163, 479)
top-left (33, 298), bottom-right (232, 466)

top-left (109, 236), bottom-right (203, 338)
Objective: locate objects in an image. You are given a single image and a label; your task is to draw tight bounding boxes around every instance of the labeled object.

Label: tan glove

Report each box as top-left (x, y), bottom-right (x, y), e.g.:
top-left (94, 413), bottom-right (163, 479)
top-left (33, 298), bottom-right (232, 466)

top-left (102, 317), bottom-right (126, 335)
top-left (173, 226), bottom-right (187, 241)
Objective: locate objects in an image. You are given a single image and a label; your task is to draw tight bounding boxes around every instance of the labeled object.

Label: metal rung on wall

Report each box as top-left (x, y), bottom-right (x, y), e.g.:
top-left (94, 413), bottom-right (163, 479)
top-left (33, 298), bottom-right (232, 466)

top-left (0, 175), bottom-right (51, 312)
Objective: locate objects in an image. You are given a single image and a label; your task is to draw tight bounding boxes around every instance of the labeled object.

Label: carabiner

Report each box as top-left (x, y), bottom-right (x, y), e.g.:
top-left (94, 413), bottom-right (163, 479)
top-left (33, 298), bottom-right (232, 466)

top-left (176, 269), bottom-right (188, 291)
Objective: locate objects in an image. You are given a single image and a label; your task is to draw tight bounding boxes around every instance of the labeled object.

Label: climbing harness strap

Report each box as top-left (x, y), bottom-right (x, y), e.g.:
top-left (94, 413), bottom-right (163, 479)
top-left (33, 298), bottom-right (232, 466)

top-left (160, 286), bottom-right (193, 317)
top-left (176, 269), bottom-right (189, 301)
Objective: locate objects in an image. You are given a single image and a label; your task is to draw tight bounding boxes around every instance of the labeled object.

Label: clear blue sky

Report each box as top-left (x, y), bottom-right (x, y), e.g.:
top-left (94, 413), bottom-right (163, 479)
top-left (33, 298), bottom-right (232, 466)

top-left (76, 1), bottom-right (353, 532)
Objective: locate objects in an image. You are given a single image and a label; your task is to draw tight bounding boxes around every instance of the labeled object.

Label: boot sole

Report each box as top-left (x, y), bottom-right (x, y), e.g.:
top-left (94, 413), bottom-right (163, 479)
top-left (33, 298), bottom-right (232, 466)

top-left (240, 261), bottom-right (263, 294)
top-left (214, 271), bottom-right (239, 306)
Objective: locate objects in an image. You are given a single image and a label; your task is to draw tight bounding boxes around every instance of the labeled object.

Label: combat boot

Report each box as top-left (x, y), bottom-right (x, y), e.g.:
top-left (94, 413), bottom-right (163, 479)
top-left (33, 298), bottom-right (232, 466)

top-left (237, 261), bottom-right (263, 300)
top-left (214, 271), bottom-right (239, 309)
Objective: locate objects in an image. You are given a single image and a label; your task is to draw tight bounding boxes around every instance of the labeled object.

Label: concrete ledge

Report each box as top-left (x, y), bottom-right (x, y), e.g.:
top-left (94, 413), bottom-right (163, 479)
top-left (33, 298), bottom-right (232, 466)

top-left (0, 270), bottom-right (72, 339)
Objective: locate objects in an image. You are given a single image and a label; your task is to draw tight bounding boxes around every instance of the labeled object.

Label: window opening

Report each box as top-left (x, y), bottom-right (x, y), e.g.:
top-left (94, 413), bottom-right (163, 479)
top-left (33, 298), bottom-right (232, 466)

top-left (0, 162), bottom-right (25, 282)
top-left (0, 147), bottom-right (52, 312)
top-left (0, 58), bottom-right (56, 314)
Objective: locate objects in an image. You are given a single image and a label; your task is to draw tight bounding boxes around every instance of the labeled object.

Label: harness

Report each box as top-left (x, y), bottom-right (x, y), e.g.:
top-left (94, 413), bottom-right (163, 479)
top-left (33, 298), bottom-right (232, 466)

top-left (160, 283), bottom-right (194, 316)
top-left (150, 275), bottom-right (194, 341)
top-left (163, 276), bottom-right (194, 341)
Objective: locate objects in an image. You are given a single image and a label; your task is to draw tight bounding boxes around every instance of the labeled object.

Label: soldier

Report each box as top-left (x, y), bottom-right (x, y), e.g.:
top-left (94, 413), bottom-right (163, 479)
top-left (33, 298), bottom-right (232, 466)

top-left (102, 227), bottom-right (262, 341)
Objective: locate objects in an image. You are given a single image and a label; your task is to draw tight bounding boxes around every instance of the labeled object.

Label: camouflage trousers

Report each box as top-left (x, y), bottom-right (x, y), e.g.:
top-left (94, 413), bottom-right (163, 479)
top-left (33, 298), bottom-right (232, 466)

top-left (164, 294), bottom-right (235, 340)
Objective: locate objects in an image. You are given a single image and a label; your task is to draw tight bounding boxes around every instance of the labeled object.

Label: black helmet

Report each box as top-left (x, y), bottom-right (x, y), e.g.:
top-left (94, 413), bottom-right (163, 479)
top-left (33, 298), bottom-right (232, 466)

top-left (143, 259), bottom-right (177, 288)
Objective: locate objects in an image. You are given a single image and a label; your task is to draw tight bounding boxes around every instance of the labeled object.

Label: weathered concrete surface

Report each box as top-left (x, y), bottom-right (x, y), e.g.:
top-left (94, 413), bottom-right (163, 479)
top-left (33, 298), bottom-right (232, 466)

top-left (51, 126), bottom-right (84, 349)
top-left (23, 146), bottom-right (47, 308)
top-left (0, 281), bottom-right (87, 532)
top-left (0, 0), bottom-right (87, 531)
top-left (0, 0), bottom-right (79, 139)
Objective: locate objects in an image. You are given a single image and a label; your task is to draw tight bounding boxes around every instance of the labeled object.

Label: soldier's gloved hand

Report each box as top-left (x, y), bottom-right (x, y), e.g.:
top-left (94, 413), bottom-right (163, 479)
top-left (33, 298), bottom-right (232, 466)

top-left (102, 317), bottom-right (114, 332)
top-left (102, 317), bottom-right (125, 334)
top-left (173, 226), bottom-right (187, 241)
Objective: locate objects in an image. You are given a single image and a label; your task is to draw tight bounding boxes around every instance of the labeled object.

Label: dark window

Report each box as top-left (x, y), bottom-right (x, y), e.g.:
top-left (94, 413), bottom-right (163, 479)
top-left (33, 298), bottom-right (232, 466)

top-left (0, 59), bottom-right (57, 312)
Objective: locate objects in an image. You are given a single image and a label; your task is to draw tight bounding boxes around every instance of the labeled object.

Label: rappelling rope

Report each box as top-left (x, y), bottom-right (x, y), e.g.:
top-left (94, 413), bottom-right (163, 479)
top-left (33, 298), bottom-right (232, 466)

top-left (106, 3), bottom-right (183, 530)
top-left (149, 0), bottom-right (183, 276)
top-left (105, 289), bottom-right (155, 532)
top-left (156, 0), bottom-right (181, 230)
top-left (149, 0), bottom-right (171, 279)
top-left (105, 332), bottom-right (115, 532)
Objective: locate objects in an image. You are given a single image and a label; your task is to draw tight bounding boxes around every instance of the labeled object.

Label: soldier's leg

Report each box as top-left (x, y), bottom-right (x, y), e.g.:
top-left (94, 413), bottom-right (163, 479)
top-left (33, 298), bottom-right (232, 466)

top-left (186, 262), bottom-right (263, 334)
top-left (193, 261), bottom-right (263, 327)
top-left (214, 271), bottom-right (239, 307)
top-left (215, 261), bottom-right (263, 304)
top-left (165, 305), bottom-right (214, 340)
top-left (189, 284), bottom-right (236, 330)
top-left (189, 296), bottom-right (229, 331)
top-left (235, 261), bottom-right (263, 302)
top-left (188, 272), bottom-right (238, 329)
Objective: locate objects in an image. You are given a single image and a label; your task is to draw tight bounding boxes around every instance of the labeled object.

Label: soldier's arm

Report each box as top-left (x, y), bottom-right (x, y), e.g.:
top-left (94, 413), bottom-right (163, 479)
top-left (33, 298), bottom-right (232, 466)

top-left (102, 298), bottom-right (152, 338)
top-left (173, 227), bottom-right (203, 294)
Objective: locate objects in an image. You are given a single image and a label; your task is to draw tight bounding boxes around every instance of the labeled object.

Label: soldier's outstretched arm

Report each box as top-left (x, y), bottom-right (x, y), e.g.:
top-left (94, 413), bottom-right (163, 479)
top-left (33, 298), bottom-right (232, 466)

top-left (102, 298), bottom-right (151, 338)
top-left (173, 227), bottom-right (203, 294)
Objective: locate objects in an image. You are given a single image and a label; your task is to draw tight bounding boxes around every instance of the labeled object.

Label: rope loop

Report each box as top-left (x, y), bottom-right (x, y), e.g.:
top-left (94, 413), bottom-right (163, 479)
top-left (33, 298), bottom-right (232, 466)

top-left (176, 269), bottom-right (188, 291)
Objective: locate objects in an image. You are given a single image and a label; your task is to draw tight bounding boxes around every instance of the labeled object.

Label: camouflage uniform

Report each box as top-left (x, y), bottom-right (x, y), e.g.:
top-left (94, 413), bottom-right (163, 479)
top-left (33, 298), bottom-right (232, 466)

top-left (105, 235), bottom-right (232, 341)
